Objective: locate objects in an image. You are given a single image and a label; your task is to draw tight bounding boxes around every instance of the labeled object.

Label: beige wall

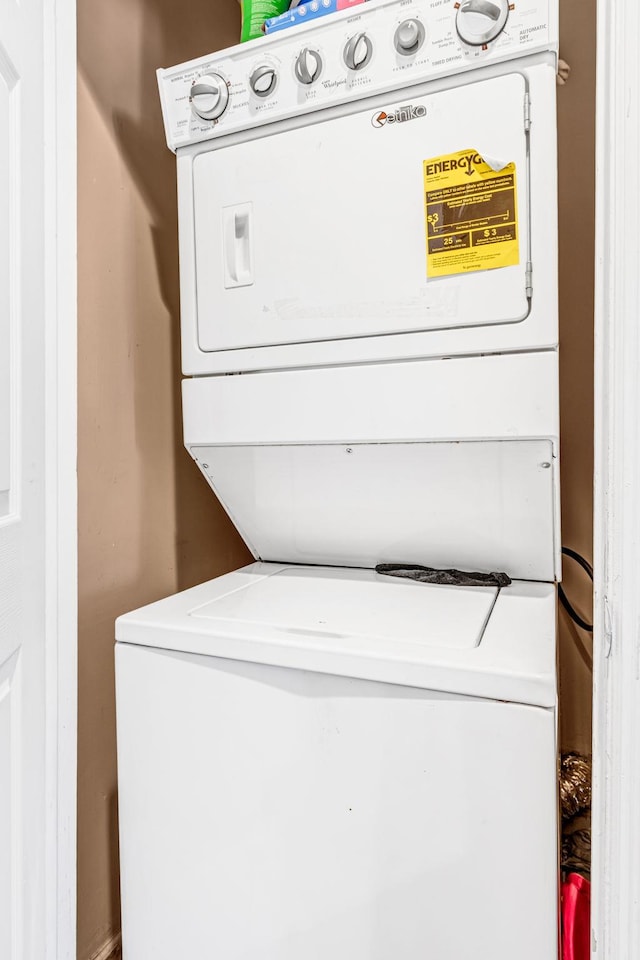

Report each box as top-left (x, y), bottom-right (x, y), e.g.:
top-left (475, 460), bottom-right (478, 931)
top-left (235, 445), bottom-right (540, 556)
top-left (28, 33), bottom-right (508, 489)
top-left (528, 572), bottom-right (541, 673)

top-left (77, 1), bottom-right (595, 955)
top-left (557, 0), bottom-right (596, 755)
top-left (77, 1), bottom-right (250, 956)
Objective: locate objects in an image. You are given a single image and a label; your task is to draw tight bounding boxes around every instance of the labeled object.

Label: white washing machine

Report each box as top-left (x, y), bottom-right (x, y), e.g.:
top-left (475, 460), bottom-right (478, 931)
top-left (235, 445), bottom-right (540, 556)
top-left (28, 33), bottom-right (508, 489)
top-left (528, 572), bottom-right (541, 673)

top-left (117, 566), bottom-right (557, 959)
top-left (116, 1), bottom-right (560, 957)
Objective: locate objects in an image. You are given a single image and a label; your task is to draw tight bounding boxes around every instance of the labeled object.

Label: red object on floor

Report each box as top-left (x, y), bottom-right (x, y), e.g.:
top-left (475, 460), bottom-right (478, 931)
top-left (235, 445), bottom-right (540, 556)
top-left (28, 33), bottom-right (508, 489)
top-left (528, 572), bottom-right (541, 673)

top-left (562, 873), bottom-right (591, 960)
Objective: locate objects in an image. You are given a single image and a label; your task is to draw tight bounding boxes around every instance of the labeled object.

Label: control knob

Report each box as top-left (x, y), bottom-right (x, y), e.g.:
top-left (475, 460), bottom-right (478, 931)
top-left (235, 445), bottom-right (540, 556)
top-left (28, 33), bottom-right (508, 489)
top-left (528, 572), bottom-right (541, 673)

top-left (394, 19), bottom-right (425, 56)
top-left (189, 73), bottom-right (229, 121)
top-left (295, 48), bottom-right (322, 85)
top-left (455, 0), bottom-right (509, 46)
top-left (250, 64), bottom-right (277, 97)
top-left (344, 32), bottom-right (373, 71)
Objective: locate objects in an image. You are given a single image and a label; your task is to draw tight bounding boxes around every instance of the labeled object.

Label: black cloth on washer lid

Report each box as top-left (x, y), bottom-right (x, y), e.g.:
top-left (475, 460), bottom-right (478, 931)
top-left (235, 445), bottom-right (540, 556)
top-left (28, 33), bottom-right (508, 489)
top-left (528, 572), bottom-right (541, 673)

top-left (375, 563), bottom-right (512, 589)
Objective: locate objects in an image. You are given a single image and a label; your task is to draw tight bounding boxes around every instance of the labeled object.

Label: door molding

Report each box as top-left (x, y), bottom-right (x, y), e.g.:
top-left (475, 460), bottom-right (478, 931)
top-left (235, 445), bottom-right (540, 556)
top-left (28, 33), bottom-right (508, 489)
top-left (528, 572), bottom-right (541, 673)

top-left (43, 2), bottom-right (77, 958)
top-left (592, 2), bottom-right (640, 957)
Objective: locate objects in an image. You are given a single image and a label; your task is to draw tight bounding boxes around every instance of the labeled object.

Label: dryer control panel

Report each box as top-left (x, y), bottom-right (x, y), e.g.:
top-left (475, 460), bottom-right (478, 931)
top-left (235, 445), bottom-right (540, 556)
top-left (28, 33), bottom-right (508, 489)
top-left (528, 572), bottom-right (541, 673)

top-left (158, 0), bottom-right (557, 152)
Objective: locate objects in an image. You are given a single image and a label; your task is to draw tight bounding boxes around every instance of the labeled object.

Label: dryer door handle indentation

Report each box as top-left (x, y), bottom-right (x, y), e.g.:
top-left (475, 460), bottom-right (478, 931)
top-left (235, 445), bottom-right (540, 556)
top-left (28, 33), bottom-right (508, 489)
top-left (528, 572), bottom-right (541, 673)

top-left (223, 203), bottom-right (254, 288)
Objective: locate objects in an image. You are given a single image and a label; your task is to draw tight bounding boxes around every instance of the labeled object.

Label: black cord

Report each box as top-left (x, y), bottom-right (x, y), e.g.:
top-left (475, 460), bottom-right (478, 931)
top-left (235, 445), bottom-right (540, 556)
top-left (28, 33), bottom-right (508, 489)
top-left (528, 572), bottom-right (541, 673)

top-left (559, 546), bottom-right (593, 633)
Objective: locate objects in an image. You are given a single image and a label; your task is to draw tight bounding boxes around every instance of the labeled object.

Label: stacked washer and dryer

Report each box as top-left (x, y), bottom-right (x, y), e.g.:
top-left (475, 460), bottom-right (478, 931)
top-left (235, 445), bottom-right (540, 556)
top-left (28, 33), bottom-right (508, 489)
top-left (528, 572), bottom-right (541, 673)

top-left (116, 1), bottom-right (561, 957)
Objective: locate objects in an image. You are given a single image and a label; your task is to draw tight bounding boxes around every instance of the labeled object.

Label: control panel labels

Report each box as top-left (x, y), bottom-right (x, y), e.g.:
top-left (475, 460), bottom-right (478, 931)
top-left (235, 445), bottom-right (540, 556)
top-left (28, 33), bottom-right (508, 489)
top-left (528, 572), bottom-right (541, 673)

top-left (423, 148), bottom-right (519, 278)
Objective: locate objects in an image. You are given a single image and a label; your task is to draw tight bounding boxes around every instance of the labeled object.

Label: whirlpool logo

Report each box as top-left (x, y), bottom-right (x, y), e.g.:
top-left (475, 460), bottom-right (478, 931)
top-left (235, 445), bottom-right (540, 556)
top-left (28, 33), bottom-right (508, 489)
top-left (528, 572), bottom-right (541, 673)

top-left (371, 104), bottom-right (427, 128)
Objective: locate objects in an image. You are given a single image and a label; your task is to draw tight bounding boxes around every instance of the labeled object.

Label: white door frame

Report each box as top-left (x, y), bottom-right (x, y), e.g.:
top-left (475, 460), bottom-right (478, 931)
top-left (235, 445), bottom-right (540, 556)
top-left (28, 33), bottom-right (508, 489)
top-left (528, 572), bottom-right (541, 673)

top-left (43, 2), bottom-right (76, 958)
top-left (36, 1), bottom-right (640, 957)
top-left (592, 2), bottom-right (640, 957)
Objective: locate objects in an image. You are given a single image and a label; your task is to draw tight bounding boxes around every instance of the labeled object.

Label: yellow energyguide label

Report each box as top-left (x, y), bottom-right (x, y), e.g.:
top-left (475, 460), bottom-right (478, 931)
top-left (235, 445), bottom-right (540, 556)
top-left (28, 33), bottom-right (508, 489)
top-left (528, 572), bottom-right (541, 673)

top-left (423, 149), bottom-right (519, 278)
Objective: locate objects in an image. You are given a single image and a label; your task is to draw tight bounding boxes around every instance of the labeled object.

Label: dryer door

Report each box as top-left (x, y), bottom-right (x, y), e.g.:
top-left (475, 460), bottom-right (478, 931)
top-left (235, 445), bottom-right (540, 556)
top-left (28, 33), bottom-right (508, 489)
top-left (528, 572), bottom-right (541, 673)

top-left (192, 72), bottom-right (530, 353)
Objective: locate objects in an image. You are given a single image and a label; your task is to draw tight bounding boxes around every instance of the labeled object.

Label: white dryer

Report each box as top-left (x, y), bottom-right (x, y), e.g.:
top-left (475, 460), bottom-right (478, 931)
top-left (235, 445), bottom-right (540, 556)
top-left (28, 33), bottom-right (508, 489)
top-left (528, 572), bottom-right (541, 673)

top-left (116, 1), bottom-right (561, 957)
top-left (159, 0), bottom-right (558, 376)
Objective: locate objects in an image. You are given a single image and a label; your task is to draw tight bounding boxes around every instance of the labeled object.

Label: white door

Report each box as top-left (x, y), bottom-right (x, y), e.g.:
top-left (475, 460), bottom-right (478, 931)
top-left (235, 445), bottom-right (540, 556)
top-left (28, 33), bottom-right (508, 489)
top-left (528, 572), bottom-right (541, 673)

top-left (0, 1), bottom-right (76, 958)
top-left (193, 72), bottom-right (530, 352)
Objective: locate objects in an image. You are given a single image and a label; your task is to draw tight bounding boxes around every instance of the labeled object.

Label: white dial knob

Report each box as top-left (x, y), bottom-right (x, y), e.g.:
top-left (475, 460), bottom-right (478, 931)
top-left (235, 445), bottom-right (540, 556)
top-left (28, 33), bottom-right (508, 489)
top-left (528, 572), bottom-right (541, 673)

top-left (456, 0), bottom-right (509, 46)
top-left (250, 64), bottom-right (277, 98)
top-left (190, 73), bottom-right (229, 121)
top-left (344, 32), bottom-right (373, 71)
top-left (394, 19), bottom-right (425, 56)
top-left (295, 48), bottom-right (322, 85)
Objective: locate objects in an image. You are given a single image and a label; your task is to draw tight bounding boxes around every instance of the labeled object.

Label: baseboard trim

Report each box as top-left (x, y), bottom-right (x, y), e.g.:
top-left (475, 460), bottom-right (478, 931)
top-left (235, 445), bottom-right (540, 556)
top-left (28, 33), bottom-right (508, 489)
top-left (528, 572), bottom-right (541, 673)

top-left (89, 931), bottom-right (122, 960)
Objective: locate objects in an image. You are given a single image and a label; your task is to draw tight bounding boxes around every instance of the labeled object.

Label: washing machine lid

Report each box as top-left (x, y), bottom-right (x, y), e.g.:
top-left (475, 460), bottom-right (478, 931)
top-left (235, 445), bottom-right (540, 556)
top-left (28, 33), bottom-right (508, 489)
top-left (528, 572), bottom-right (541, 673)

top-left (116, 562), bottom-right (557, 707)
top-left (189, 565), bottom-right (497, 651)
